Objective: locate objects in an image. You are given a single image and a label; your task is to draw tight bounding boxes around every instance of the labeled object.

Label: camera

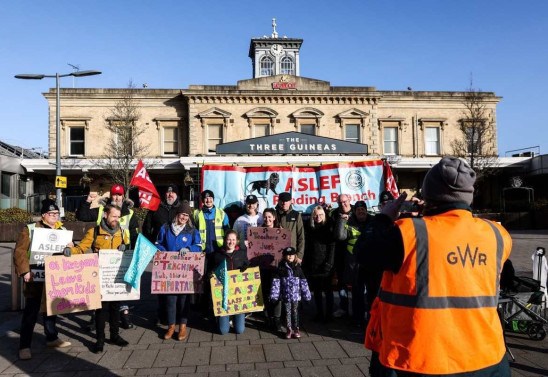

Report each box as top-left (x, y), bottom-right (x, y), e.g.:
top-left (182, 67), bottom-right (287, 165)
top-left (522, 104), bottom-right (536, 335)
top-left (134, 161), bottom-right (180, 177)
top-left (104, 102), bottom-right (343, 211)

top-left (400, 201), bottom-right (420, 213)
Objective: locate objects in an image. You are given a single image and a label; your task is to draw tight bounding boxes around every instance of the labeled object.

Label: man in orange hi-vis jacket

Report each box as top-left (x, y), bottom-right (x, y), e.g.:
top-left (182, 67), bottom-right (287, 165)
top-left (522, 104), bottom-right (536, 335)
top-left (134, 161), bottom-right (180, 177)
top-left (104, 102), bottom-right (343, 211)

top-left (357, 156), bottom-right (512, 377)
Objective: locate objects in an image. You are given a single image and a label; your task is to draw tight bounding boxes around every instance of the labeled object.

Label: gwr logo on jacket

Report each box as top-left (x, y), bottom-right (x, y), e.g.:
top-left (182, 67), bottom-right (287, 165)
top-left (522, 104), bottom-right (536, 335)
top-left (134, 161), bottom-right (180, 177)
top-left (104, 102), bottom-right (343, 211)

top-left (377, 209), bottom-right (512, 375)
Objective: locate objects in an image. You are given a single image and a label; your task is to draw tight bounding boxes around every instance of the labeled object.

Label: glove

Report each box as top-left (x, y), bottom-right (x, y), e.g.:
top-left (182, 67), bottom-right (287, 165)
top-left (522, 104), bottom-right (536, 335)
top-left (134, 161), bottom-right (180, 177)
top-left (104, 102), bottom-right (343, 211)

top-left (63, 247), bottom-right (72, 257)
top-left (118, 244), bottom-right (127, 252)
top-left (239, 263), bottom-right (249, 273)
top-left (179, 247), bottom-right (190, 256)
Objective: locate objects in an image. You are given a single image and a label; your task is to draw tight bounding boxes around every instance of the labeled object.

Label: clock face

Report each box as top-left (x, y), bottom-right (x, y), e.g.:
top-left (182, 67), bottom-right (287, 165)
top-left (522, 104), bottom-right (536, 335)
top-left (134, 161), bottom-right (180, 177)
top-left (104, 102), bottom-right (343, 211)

top-left (270, 44), bottom-right (284, 56)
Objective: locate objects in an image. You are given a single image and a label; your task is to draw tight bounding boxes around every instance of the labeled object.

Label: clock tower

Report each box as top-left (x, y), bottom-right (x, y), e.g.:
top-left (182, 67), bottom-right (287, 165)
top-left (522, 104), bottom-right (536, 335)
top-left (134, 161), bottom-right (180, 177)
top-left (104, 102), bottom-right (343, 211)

top-left (249, 18), bottom-right (303, 78)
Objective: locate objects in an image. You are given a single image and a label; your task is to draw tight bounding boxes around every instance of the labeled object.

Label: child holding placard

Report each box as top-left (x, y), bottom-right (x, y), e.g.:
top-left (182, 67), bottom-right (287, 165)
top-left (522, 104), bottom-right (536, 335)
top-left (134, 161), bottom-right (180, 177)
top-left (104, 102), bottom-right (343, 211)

top-left (270, 247), bottom-right (312, 339)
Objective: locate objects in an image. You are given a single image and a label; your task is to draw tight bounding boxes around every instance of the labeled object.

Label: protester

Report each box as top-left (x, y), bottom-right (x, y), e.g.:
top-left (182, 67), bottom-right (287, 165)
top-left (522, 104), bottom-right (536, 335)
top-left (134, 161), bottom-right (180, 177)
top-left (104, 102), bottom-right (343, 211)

top-left (66, 204), bottom-right (131, 353)
top-left (194, 190), bottom-right (230, 317)
top-left (211, 230), bottom-right (249, 335)
top-left (155, 202), bottom-right (202, 341)
top-left (360, 156), bottom-right (513, 376)
top-left (334, 200), bottom-right (373, 326)
top-left (76, 184), bottom-right (139, 328)
top-left (275, 192), bottom-right (305, 263)
top-left (329, 193), bottom-right (353, 317)
top-left (142, 183), bottom-right (182, 325)
top-left (13, 201), bottom-right (73, 360)
top-left (303, 205), bottom-right (335, 322)
top-left (232, 194), bottom-right (263, 251)
top-left (270, 247), bottom-right (312, 338)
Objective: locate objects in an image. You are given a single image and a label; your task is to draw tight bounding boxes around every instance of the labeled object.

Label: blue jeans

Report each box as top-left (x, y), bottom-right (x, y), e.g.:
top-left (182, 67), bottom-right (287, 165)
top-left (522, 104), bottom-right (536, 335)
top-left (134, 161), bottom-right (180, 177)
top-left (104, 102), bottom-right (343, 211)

top-left (166, 294), bottom-right (191, 325)
top-left (20, 295), bottom-right (58, 349)
top-left (218, 313), bottom-right (245, 335)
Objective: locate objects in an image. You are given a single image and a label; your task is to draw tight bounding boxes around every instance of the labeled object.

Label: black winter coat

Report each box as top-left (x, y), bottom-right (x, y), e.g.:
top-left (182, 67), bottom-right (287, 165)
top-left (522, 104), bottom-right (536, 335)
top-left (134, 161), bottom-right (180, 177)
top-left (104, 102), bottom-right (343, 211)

top-left (211, 247), bottom-right (249, 272)
top-left (142, 199), bottom-right (182, 242)
top-left (303, 219), bottom-right (336, 278)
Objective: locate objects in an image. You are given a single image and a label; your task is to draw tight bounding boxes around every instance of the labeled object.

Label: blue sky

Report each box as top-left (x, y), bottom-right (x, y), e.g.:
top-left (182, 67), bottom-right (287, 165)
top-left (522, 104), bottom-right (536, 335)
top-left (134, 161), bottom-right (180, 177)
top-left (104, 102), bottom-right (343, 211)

top-left (2, 1), bottom-right (547, 156)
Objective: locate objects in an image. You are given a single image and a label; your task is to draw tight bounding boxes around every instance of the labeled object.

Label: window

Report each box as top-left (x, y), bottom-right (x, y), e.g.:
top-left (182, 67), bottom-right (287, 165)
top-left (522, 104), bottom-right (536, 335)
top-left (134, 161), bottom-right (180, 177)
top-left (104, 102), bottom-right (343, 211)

top-left (301, 124), bottom-right (315, 135)
top-left (425, 127), bottom-right (440, 155)
top-left (345, 124), bottom-right (360, 143)
top-left (69, 127), bottom-right (85, 156)
top-left (260, 56), bottom-right (274, 76)
top-left (255, 124), bottom-right (270, 137)
top-left (465, 126), bottom-right (481, 154)
top-left (383, 127), bottom-right (398, 155)
top-left (208, 124), bottom-right (223, 153)
top-left (115, 127), bottom-right (134, 155)
top-left (280, 57), bottom-right (294, 75)
top-left (163, 127), bottom-right (179, 155)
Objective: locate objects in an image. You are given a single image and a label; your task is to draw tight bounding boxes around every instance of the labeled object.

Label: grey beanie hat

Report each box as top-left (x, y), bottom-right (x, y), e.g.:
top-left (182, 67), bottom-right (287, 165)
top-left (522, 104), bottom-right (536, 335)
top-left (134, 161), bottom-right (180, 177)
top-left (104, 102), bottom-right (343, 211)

top-left (421, 156), bottom-right (476, 205)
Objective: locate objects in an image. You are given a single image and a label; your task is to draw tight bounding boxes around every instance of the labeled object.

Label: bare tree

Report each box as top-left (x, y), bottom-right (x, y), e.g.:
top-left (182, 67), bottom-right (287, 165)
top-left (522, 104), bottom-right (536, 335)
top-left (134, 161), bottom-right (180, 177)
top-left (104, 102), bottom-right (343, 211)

top-left (95, 81), bottom-right (150, 191)
top-left (451, 82), bottom-right (499, 182)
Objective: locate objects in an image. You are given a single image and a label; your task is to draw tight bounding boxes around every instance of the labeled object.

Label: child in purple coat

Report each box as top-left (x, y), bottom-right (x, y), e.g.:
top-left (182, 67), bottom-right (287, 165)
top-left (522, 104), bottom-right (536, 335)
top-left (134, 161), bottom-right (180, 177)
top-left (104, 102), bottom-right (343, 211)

top-left (270, 247), bottom-right (312, 338)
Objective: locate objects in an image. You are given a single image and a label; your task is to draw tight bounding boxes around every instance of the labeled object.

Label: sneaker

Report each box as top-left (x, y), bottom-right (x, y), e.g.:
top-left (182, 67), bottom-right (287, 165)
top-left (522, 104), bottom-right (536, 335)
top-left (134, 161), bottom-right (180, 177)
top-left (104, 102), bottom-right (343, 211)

top-left (46, 338), bottom-right (72, 348)
top-left (333, 309), bottom-right (347, 318)
top-left (285, 329), bottom-right (292, 339)
top-left (292, 328), bottom-right (301, 338)
top-left (110, 335), bottom-right (129, 347)
top-left (18, 348), bottom-right (31, 360)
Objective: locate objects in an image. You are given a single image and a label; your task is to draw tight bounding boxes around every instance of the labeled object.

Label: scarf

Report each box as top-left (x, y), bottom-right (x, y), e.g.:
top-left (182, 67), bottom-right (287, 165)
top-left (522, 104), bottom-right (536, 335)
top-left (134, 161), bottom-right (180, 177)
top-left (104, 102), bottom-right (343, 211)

top-left (171, 222), bottom-right (185, 236)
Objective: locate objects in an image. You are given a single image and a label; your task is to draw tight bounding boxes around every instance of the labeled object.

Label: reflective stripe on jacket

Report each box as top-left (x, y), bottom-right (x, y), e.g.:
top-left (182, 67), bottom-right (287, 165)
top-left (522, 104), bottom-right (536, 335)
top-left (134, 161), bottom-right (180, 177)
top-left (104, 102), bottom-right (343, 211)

top-left (195, 208), bottom-right (226, 250)
top-left (345, 225), bottom-right (361, 254)
top-left (378, 210), bottom-right (512, 374)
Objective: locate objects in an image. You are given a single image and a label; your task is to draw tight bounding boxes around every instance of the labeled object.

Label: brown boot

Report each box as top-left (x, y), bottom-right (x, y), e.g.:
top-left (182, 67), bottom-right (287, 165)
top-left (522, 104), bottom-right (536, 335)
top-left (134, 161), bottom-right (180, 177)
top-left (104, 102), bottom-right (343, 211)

top-left (164, 324), bottom-right (175, 340)
top-left (178, 323), bottom-right (187, 341)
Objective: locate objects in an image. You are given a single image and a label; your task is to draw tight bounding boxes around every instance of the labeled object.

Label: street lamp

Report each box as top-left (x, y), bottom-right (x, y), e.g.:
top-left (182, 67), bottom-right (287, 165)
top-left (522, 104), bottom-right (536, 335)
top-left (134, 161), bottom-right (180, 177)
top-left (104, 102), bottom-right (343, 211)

top-left (15, 70), bottom-right (102, 209)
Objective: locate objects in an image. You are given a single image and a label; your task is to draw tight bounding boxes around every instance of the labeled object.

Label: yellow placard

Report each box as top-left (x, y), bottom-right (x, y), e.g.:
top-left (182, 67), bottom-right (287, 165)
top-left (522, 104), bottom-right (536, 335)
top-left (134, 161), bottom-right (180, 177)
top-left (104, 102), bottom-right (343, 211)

top-left (55, 176), bottom-right (67, 188)
top-left (210, 266), bottom-right (264, 316)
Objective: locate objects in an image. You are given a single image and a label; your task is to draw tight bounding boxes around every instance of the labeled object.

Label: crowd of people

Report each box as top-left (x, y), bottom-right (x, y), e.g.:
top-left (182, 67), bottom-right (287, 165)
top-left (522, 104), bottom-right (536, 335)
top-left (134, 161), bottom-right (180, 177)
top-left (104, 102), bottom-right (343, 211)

top-left (14, 156), bottom-right (514, 377)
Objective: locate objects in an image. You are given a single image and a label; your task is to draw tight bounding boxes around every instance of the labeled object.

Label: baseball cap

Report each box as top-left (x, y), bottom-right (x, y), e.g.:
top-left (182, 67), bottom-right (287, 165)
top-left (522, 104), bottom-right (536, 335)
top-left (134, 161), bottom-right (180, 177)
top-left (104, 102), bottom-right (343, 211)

top-left (110, 184), bottom-right (125, 196)
top-left (245, 194), bottom-right (258, 204)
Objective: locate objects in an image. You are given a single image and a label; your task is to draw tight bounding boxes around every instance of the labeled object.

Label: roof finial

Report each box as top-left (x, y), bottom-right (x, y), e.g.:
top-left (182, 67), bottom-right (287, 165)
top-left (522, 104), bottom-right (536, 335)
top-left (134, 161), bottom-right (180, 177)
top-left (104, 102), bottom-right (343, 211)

top-left (272, 18), bottom-right (278, 38)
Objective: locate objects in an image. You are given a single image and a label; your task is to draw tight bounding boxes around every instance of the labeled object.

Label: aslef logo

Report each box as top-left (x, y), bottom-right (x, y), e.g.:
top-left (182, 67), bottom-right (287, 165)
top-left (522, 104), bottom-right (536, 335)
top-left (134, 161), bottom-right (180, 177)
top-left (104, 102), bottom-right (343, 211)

top-left (446, 244), bottom-right (487, 267)
top-left (48, 233), bottom-right (58, 242)
top-left (345, 170), bottom-right (364, 191)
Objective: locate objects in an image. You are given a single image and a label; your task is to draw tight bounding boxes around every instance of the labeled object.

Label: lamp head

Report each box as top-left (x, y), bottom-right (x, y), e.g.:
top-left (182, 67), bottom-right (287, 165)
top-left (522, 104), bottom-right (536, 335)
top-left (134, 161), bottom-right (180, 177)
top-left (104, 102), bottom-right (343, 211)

top-left (15, 74), bottom-right (45, 80)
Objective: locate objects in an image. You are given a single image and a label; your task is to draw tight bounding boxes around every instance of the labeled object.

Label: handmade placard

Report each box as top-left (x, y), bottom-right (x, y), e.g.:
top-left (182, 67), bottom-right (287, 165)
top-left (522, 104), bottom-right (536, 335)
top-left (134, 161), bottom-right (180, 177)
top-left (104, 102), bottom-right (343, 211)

top-left (246, 227), bottom-right (290, 268)
top-left (151, 252), bottom-right (205, 294)
top-left (99, 250), bottom-right (140, 301)
top-left (210, 266), bottom-right (264, 316)
top-left (44, 254), bottom-right (101, 315)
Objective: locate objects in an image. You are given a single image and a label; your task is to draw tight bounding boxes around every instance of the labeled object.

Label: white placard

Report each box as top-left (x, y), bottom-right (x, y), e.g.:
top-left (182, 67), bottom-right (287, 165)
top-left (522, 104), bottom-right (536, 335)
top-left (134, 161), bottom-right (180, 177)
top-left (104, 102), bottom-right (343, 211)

top-left (99, 249), bottom-right (140, 301)
top-left (29, 228), bottom-right (73, 282)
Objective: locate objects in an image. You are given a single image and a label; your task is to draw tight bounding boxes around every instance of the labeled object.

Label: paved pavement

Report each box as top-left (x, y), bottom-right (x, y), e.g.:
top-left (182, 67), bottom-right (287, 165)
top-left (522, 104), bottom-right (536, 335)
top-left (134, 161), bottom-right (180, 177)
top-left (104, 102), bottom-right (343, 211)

top-left (0, 230), bottom-right (547, 377)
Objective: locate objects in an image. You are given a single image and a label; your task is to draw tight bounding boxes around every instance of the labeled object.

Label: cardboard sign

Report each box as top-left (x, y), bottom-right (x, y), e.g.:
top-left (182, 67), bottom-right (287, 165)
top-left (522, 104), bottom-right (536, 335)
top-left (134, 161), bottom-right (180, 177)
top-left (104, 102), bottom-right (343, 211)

top-left (99, 250), bottom-right (140, 301)
top-left (44, 254), bottom-right (101, 316)
top-left (210, 266), bottom-right (264, 316)
top-left (247, 227), bottom-right (291, 268)
top-left (151, 252), bottom-right (205, 294)
top-left (29, 228), bottom-right (73, 282)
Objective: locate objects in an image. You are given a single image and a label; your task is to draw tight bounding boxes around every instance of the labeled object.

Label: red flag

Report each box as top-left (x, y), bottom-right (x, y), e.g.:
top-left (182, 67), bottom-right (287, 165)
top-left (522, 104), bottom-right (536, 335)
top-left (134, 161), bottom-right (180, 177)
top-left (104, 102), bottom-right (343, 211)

top-left (130, 160), bottom-right (161, 211)
top-left (383, 160), bottom-right (400, 199)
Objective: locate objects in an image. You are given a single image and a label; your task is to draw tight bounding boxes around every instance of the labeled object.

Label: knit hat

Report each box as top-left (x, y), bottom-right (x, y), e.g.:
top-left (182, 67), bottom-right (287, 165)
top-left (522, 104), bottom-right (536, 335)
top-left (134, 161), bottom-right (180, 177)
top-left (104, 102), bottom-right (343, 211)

top-left (176, 202), bottom-right (193, 217)
top-left (110, 184), bottom-right (125, 196)
top-left (41, 200), bottom-right (59, 215)
top-left (165, 184), bottom-right (179, 195)
top-left (278, 192), bottom-right (292, 202)
top-left (421, 156), bottom-right (476, 205)
top-left (201, 190), bottom-right (214, 200)
top-left (354, 200), bottom-right (368, 209)
top-left (282, 247), bottom-right (298, 256)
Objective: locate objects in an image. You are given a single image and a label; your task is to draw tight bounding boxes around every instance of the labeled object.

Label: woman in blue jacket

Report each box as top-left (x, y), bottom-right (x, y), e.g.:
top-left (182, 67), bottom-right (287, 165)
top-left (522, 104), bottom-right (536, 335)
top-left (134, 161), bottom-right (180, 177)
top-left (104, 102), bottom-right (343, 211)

top-left (155, 202), bottom-right (202, 340)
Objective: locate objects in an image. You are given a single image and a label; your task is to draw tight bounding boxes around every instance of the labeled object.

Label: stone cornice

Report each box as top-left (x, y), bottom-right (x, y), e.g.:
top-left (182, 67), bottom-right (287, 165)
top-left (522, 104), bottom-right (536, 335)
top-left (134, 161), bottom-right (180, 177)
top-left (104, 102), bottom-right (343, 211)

top-left (185, 94), bottom-right (379, 105)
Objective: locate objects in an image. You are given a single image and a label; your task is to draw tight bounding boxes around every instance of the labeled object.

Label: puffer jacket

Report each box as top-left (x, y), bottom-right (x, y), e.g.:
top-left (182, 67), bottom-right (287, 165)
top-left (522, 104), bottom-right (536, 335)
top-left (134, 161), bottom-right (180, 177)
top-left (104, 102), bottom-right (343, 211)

top-left (270, 261), bottom-right (312, 303)
top-left (70, 223), bottom-right (128, 254)
top-left (155, 223), bottom-right (202, 253)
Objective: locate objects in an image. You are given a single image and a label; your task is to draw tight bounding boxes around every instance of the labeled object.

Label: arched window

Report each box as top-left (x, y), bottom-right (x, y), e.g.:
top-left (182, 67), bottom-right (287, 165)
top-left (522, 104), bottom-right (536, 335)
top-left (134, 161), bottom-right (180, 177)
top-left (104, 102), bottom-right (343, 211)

top-left (280, 57), bottom-right (294, 75)
top-left (260, 56), bottom-right (274, 76)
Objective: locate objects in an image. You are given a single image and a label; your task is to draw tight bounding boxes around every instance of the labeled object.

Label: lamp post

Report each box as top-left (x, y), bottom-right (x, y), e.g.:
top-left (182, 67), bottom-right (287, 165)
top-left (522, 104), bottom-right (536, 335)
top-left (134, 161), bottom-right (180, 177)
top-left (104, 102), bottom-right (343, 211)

top-left (15, 70), bottom-right (101, 209)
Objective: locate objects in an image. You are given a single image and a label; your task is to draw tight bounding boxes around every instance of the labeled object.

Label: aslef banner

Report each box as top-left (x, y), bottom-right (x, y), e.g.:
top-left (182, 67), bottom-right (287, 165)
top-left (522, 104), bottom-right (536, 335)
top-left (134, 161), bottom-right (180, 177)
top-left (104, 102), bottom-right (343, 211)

top-left (201, 160), bottom-right (385, 213)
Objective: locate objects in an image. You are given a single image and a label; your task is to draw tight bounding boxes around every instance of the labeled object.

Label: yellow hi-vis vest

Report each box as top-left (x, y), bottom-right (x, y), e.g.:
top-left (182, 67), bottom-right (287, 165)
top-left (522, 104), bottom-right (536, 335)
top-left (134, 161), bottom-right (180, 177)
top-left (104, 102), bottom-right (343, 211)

top-left (195, 207), bottom-right (226, 250)
top-left (345, 224), bottom-right (361, 254)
